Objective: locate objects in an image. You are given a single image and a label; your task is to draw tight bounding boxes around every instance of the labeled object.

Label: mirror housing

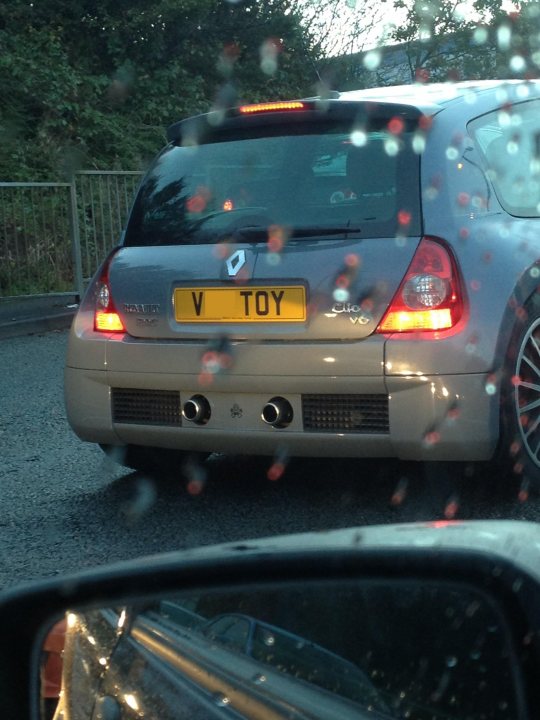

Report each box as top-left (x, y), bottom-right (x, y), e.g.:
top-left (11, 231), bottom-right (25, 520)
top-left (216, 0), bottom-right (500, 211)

top-left (1, 520), bottom-right (540, 719)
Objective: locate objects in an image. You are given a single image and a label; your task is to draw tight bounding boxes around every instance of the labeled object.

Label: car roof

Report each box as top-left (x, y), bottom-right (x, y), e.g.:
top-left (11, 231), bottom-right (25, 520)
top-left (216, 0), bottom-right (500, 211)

top-left (338, 79), bottom-right (540, 114)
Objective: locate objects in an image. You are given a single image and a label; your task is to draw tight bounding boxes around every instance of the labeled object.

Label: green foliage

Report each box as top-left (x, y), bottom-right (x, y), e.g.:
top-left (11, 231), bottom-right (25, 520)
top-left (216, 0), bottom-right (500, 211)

top-left (0, 0), bottom-right (318, 180)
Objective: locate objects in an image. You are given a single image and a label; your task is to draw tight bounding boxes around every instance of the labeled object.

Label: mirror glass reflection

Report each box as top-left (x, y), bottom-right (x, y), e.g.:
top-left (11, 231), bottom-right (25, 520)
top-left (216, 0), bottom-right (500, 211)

top-left (40, 580), bottom-right (520, 720)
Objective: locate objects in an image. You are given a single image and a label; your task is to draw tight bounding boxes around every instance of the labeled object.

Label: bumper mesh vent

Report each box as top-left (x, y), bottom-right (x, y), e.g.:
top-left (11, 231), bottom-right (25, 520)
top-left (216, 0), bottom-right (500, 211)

top-left (112, 388), bottom-right (182, 426)
top-left (302, 394), bottom-right (389, 434)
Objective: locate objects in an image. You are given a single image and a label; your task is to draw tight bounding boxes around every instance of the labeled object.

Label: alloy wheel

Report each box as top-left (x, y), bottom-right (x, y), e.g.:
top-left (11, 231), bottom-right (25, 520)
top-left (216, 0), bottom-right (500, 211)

top-left (514, 317), bottom-right (540, 469)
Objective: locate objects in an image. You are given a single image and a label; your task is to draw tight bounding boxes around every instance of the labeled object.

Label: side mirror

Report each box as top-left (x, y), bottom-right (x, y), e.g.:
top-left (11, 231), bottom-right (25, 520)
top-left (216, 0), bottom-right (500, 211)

top-left (0, 521), bottom-right (539, 720)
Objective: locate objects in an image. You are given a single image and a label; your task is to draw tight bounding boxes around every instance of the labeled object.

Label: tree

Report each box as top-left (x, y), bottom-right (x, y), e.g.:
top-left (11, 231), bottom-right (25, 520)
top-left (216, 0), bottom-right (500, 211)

top-left (0, 0), bottom-right (319, 179)
top-left (385, 0), bottom-right (509, 83)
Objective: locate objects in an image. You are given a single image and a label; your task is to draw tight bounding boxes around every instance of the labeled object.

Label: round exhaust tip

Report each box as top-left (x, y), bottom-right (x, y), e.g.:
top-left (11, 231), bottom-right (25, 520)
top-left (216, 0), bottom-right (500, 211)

top-left (183, 395), bottom-right (211, 425)
top-left (261, 397), bottom-right (293, 428)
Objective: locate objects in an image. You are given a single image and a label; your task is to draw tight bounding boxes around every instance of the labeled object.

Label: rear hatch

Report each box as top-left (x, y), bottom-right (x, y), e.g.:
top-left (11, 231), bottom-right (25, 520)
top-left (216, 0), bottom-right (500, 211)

top-left (110, 101), bottom-right (423, 342)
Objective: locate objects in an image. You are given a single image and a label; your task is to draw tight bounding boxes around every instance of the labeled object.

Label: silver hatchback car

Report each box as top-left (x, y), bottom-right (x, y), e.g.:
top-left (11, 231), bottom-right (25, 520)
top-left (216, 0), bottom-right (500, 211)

top-left (65, 80), bottom-right (540, 483)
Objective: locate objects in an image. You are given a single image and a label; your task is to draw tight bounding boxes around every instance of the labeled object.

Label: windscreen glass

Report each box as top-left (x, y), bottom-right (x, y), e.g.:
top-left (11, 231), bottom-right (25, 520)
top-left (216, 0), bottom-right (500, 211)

top-left (124, 121), bottom-right (421, 246)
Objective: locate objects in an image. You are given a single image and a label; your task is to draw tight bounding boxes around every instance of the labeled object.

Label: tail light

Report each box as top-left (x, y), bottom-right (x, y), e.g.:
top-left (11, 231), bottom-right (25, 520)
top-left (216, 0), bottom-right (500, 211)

top-left (376, 237), bottom-right (464, 333)
top-left (94, 253), bottom-right (125, 333)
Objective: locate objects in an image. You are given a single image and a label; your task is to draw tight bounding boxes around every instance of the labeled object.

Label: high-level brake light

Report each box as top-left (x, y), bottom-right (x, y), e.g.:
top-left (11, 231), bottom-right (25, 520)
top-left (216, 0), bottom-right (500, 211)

top-left (239, 101), bottom-right (306, 114)
top-left (377, 237), bottom-right (464, 333)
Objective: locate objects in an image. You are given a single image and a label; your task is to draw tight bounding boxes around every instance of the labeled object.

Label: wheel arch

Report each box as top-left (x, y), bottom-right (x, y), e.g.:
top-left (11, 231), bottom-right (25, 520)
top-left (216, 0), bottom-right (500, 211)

top-left (492, 265), bottom-right (540, 374)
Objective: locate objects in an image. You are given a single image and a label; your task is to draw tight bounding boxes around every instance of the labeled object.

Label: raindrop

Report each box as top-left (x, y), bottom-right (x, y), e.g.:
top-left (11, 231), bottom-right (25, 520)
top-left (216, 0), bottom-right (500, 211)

top-left (267, 462), bottom-right (286, 482)
top-left (333, 288), bottom-right (350, 302)
top-left (390, 477), bottom-right (409, 506)
top-left (121, 478), bottom-right (157, 525)
top-left (446, 404), bottom-right (460, 422)
top-left (266, 252), bottom-right (281, 266)
top-left (498, 110), bottom-right (512, 128)
top-left (213, 243), bottom-right (230, 259)
top-left (351, 129), bottom-right (367, 147)
top-left (497, 24), bottom-right (512, 51)
top-left (444, 496), bottom-right (459, 519)
top-left (261, 57), bottom-right (277, 75)
top-left (518, 478), bottom-right (529, 503)
top-left (335, 273), bottom-right (350, 289)
top-left (345, 253), bottom-right (360, 268)
top-left (446, 656), bottom-right (458, 668)
top-left (185, 459), bottom-right (207, 496)
top-left (423, 430), bottom-right (441, 447)
top-left (202, 350), bottom-right (221, 374)
top-left (507, 140), bottom-right (519, 155)
top-left (419, 115), bottom-right (433, 131)
top-left (472, 194), bottom-right (487, 210)
top-left (398, 210), bottom-right (411, 225)
top-left (445, 147), bottom-right (459, 160)
top-left (267, 225), bottom-right (287, 253)
top-left (473, 27), bottom-right (488, 45)
top-left (424, 185), bottom-right (439, 201)
top-left (485, 382), bottom-right (496, 395)
top-left (412, 134), bottom-right (426, 154)
top-left (363, 50), bottom-right (381, 71)
top-left (198, 371), bottom-right (213, 387)
top-left (470, 650), bottom-right (481, 660)
top-left (388, 116), bottom-right (405, 135)
top-left (510, 55), bottom-right (526, 73)
top-left (384, 137), bottom-right (400, 157)
top-left (207, 109), bottom-right (226, 127)
top-left (260, 38), bottom-right (281, 76)
top-left (263, 632), bottom-right (275, 646)
top-left (252, 673), bottom-right (266, 684)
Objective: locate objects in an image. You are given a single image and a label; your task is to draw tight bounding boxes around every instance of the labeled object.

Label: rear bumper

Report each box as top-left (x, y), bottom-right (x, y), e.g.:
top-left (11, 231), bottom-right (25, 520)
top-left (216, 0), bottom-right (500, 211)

top-left (65, 365), bottom-right (499, 461)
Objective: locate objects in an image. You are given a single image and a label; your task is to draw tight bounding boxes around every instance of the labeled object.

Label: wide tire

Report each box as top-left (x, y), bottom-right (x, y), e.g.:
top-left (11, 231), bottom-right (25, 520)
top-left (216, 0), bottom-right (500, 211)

top-left (499, 295), bottom-right (540, 493)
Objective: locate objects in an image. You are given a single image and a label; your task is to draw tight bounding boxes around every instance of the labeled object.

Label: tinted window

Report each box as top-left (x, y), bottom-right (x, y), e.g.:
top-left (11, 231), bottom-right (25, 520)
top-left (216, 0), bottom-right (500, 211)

top-left (124, 120), bottom-right (421, 246)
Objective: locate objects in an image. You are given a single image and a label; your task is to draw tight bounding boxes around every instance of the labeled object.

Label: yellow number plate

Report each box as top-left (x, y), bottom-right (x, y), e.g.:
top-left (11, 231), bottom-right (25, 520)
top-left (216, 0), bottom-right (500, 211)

top-left (174, 286), bottom-right (306, 323)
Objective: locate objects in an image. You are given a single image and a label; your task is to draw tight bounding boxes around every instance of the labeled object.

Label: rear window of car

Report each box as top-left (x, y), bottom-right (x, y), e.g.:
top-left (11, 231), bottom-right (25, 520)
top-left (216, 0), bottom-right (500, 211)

top-left (469, 99), bottom-right (540, 217)
top-left (124, 118), bottom-right (422, 246)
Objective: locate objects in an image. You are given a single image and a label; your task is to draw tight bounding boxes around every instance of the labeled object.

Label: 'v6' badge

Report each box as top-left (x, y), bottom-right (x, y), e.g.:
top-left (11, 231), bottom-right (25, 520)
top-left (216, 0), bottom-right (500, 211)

top-left (226, 249), bottom-right (246, 277)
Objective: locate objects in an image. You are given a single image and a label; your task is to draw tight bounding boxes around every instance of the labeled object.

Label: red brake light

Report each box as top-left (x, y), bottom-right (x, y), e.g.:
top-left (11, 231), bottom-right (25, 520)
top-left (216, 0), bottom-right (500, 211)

top-left (239, 101), bottom-right (306, 114)
top-left (377, 237), bottom-right (464, 333)
top-left (94, 255), bottom-right (125, 333)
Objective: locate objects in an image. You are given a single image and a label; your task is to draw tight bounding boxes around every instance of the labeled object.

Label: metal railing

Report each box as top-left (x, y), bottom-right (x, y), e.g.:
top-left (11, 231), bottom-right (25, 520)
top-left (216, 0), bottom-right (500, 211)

top-left (0, 182), bottom-right (72, 297)
top-left (77, 171), bottom-right (142, 286)
top-left (0, 171), bottom-right (143, 299)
